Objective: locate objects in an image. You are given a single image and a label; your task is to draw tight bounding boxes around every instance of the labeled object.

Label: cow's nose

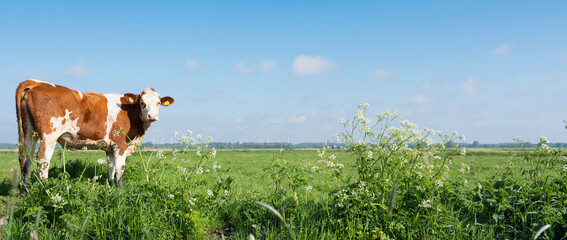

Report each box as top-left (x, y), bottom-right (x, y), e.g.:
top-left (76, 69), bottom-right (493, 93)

top-left (148, 113), bottom-right (159, 121)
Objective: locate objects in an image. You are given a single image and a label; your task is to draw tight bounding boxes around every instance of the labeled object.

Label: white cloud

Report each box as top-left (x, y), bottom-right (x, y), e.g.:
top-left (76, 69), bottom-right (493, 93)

top-left (460, 78), bottom-right (479, 95)
top-left (287, 115), bottom-right (308, 124)
top-left (64, 64), bottom-right (87, 77)
top-left (491, 43), bottom-right (514, 55)
top-left (186, 58), bottom-right (202, 70)
top-left (235, 60), bottom-right (276, 74)
top-left (234, 61), bottom-right (254, 74)
top-left (420, 82), bottom-right (432, 92)
top-left (407, 93), bottom-right (435, 104)
top-left (372, 69), bottom-right (395, 81)
top-left (259, 60), bottom-right (276, 73)
top-left (290, 55), bottom-right (336, 77)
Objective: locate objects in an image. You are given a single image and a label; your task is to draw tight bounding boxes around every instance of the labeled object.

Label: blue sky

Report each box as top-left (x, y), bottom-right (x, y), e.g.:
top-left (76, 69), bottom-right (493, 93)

top-left (1, 1), bottom-right (566, 144)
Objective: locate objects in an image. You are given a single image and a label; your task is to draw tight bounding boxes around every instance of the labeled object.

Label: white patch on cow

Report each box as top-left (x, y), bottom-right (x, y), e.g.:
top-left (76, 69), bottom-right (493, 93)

top-left (39, 109), bottom-right (79, 179)
top-left (47, 109), bottom-right (80, 135)
top-left (77, 91), bottom-right (83, 99)
top-left (126, 135), bottom-right (144, 156)
top-left (103, 94), bottom-right (122, 142)
top-left (30, 79), bottom-right (56, 87)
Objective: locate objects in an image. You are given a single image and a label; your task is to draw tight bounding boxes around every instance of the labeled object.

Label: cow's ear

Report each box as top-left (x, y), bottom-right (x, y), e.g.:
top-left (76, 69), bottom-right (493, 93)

top-left (160, 96), bottom-right (174, 107)
top-left (121, 93), bottom-right (139, 104)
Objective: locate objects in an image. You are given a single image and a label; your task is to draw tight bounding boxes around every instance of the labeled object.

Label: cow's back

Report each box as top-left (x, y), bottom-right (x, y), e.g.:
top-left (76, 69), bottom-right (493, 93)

top-left (18, 80), bottom-right (110, 146)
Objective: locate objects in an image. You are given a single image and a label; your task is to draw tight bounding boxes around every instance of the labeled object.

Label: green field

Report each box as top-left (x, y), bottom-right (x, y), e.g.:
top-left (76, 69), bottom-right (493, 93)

top-left (0, 146), bottom-right (565, 239)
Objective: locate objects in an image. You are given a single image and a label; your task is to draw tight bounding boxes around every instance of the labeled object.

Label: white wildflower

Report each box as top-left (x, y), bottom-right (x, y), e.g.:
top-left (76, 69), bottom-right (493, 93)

top-left (355, 110), bottom-right (365, 121)
top-left (464, 179), bottom-right (468, 185)
top-left (196, 167), bottom-right (203, 174)
top-left (539, 136), bottom-right (549, 144)
top-left (367, 150), bottom-right (373, 159)
top-left (157, 151), bottom-right (164, 159)
top-left (174, 131), bottom-right (179, 138)
top-left (435, 179), bottom-right (444, 187)
top-left (196, 151), bottom-right (201, 157)
top-left (207, 189), bottom-right (214, 196)
top-left (51, 193), bottom-right (62, 203)
top-left (478, 183), bottom-right (482, 190)
top-left (168, 194), bottom-right (174, 199)
top-left (207, 136), bottom-right (213, 142)
top-left (310, 166), bottom-right (319, 172)
top-left (186, 130), bottom-right (193, 136)
top-left (460, 148), bottom-right (466, 156)
top-left (305, 186), bottom-right (313, 191)
top-left (562, 165), bottom-right (567, 172)
top-left (336, 163), bottom-right (344, 169)
top-left (213, 162), bottom-right (221, 171)
top-left (419, 199), bottom-right (433, 208)
top-left (188, 198), bottom-right (197, 205)
top-left (330, 154), bottom-right (336, 160)
top-left (97, 158), bottom-right (106, 165)
top-left (416, 185), bottom-right (424, 191)
top-left (224, 190), bottom-right (229, 196)
top-left (211, 148), bottom-right (217, 158)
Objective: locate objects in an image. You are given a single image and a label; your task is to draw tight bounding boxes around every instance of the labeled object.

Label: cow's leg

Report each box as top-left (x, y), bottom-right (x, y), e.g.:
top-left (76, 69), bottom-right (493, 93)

top-left (114, 154), bottom-right (127, 188)
top-left (37, 137), bottom-right (57, 179)
top-left (18, 125), bottom-right (38, 184)
top-left (106, 152), bottom-right (116, 186)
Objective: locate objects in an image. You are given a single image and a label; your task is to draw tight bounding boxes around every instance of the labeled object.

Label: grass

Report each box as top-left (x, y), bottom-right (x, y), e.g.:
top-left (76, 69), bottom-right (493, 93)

top-left (0, 148), bottom-right (564, 239)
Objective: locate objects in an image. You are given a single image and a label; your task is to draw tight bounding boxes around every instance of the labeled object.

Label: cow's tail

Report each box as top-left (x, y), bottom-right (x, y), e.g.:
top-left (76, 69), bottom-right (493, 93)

top-left (15, 80), bottom-right (36, 144)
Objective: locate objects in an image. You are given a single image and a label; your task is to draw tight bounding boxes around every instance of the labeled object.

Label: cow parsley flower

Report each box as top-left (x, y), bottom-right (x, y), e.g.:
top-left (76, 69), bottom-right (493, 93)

top-left (207, 189), bottom-right (213, 196)
top-left (305, 186), bottom-right (313, 191)
top-left (188, 198), bottom-right (197, 205)
top-left (213, 162), bottom-right (221, 171)
top-left (156, 151), bottom-right (164, 159)
top-left (168, 194), bottom-right (174, 199)
top-left (336, 163), bottom-right (344, 169)
top-left (97, 158), bottom-right (106, 165)
top-left (419, 199), bottom-right (433, 208)
top-left (310, 166), bottom-right (319, 172)
top-left (196, 167), bottom-right (203, 175)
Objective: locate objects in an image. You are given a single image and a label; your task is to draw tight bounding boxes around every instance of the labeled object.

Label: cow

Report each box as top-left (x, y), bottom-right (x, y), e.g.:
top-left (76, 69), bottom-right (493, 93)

top-left (15, 79), bottom-right (174, 188)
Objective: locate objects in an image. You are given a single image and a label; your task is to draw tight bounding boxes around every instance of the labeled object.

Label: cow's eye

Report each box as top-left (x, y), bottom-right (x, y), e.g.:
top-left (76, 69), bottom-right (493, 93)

top-left (141, 102), bottom-right (146, 108)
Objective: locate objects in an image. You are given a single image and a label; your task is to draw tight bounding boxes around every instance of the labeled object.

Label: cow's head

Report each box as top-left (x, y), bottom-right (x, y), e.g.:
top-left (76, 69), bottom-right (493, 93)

top-left (122, 88), bottom-right (175, 122)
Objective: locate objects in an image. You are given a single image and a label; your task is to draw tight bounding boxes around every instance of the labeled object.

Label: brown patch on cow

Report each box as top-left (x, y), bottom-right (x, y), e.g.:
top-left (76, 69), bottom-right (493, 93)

top-left (17, 81), bottom-right (109, 140)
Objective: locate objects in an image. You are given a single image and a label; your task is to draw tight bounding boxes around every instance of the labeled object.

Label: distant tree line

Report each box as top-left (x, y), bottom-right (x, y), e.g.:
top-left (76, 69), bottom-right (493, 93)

top-left (140, 142), bottom-right (349, 150)
top-left (2, 141), bottom-right (567, 151)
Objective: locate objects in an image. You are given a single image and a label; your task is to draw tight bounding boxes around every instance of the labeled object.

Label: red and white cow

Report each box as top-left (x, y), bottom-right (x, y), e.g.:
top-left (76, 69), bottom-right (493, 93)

top-left (15, 79), bottom-right (174, 187)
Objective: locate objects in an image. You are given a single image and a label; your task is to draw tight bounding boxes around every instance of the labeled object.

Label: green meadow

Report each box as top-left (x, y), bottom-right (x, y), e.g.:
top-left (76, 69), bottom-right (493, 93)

top-left (0, 146), bottom-right (565, 239)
